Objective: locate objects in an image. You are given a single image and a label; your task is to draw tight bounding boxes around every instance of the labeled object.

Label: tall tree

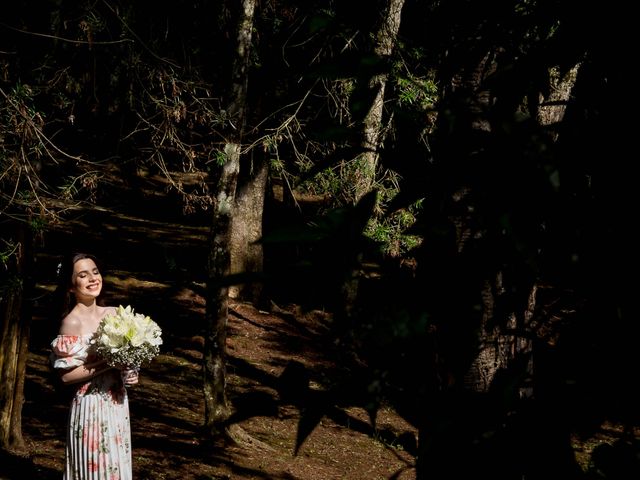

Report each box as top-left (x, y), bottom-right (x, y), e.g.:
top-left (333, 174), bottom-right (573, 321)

top-left (0, 55), bottom-right (86, 458)
top-left (0, 222), bottom-right (32, 454)
top-left (389, 2), bottom-right (618, 478)
top-left (203, 0), bottom-right (256, 439)
top-left (355, 0), bottom-right (405, 202)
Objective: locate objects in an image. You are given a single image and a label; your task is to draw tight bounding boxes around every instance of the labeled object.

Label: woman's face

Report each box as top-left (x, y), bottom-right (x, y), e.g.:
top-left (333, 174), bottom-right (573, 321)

top-left (71, 258), bottom-right (102, 300)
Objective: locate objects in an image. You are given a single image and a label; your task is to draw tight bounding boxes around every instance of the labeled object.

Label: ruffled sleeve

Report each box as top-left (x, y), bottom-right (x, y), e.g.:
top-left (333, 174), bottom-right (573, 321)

top-left (50, 335), bottom-right (90, 369)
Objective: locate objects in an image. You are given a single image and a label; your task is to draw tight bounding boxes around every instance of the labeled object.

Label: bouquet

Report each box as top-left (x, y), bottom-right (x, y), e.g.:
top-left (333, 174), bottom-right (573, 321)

top-left (91, 305), bottom-right (162, 369)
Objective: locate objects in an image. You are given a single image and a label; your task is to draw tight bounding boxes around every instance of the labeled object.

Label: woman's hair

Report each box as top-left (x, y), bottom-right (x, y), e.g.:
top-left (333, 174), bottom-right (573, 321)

top-left (53, 252), bottom-right (105, 320)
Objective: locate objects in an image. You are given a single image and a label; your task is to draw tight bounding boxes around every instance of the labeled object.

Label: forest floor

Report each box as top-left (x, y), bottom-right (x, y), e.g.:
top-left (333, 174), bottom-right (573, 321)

top-left (13, 200), bottom-right (419, 480)
top-left (21, 300), bottom-right (417, 480)
top-left (4, 178), bottom-right (634, 480)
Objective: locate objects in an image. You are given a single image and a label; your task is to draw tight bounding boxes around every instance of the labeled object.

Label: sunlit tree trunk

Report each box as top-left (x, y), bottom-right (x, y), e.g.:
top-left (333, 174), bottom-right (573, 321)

top-left (0, 221), bottom-right (32, 454)
top-left (355, 0), bottom-right (405, 202)
top-left (203, 0), bottom-right (256, 437)
top-left (535, 64), bottom-right (581, 141)
top-left (229, 152), bottom-right (268, 304)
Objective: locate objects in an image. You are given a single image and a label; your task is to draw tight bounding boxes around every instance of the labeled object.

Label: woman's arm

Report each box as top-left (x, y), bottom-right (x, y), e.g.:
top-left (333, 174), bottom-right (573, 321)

top-left (60, 358), bottom-right (113, 385)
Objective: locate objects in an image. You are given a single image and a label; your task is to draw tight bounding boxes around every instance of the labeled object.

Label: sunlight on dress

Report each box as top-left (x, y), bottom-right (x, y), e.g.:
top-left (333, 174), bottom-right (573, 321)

top-left (51, 335), bottom-right (132, 480)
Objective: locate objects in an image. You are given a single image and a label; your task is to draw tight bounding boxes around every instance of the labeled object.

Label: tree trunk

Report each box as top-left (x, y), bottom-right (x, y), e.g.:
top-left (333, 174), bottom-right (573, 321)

top-left (203, 0), bottom-right (256, 437)
top-left (203, 143), bottom-right (239, 435)
top-left (536, 64), bottom-right (581, 141)
top-left (416, 47), bottom-right (530, 480)
top-left (437, 47), bottom-right (524, 393)
top-left (0, 221), bottom-right (32, 454)
top-left (463, 273), bottom-right (535, 396)
top-left (355, 0), bottom-right (405, 202)
top-left (455, 66), bottom-right (581, 396)
top-left (229, 152), bottom-right (268, 304)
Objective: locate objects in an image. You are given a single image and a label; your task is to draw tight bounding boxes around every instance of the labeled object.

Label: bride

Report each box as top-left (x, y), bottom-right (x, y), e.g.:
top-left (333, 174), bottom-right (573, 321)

top-left (50, 252), bottom-right (138, 480)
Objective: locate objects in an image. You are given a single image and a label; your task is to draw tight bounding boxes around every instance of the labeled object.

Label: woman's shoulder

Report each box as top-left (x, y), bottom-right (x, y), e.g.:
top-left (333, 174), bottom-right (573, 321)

top-left (59, 312), bottom-right (83, 335)
top-left (59, 305), bottom-right (116, 335)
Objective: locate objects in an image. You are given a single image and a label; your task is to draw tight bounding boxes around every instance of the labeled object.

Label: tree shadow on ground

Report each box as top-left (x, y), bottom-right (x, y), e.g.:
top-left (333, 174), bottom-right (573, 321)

top-left (23, 203), bottom-right (418, 480)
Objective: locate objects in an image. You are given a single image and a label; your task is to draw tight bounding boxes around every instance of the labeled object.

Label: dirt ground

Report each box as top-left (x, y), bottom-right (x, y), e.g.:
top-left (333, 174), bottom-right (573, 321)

top-left (20, 289), bottom-right (417, 480)
top-left (7, 189), bottom-right (632, 480)
top-left (0, 182), bottom-right (412, 480)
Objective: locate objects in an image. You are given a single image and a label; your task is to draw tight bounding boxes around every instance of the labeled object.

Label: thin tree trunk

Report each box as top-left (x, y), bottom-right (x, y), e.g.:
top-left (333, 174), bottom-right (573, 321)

top-left (203, 0), bottom-right (256, 437)
top-left (355, 0), bottom-right (405, 201)
top-left (203, 143), bottom-right (240, 435)
top-left (0, 222), bottom-right (32, 453)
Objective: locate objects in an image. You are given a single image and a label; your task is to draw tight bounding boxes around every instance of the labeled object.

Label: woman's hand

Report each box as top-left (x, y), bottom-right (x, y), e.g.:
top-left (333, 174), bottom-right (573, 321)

top-left (121, 367), bottom-right (139, 386)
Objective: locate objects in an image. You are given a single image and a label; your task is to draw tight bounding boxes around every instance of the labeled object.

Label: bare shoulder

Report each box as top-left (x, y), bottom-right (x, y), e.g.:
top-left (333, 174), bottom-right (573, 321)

top-left (59, 312), bottom-right (83, 335)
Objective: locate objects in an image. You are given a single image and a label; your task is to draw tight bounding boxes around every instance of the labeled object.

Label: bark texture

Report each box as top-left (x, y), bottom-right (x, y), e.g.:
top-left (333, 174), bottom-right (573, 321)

top-left (0, 222), bottom-right (32, 453)
top-left (229, 154), bottom-right (268, 303)
top-left (203, 0), bottom-right (256, 436)
top-left (355, 0), bottom-right (405, 201)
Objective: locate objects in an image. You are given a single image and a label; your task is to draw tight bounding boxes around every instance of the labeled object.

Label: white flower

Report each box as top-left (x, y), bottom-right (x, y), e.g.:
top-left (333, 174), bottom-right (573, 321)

top-left (91, 305), bottom-right (163, 368)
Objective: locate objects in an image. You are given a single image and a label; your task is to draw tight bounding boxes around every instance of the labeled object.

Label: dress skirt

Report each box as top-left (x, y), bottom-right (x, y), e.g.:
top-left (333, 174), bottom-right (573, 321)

top-left (51, 335), bottom-right (132, 480)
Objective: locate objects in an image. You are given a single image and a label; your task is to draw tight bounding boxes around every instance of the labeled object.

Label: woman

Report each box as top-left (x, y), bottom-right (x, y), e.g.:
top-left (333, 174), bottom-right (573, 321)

top-left (50, 252), bottom-right (138, 480)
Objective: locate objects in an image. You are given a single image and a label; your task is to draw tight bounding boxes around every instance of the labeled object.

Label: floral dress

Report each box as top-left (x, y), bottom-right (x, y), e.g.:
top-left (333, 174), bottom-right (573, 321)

top-left (51, 335), bottom-right (132, 480)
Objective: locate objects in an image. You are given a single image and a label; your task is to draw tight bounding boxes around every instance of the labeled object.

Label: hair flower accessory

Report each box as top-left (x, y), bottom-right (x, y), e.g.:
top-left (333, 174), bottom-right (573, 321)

top-left (90, 305), bottom-right (162, 369)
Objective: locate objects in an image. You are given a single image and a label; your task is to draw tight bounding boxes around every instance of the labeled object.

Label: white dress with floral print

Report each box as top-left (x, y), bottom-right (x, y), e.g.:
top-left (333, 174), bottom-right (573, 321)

top-left (51, 335), bottom-right (132, 480)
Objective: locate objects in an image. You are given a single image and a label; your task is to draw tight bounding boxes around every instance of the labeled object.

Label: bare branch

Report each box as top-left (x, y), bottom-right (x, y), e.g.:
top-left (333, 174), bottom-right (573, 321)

top-left (0, 21), bottom-right (133, 45)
